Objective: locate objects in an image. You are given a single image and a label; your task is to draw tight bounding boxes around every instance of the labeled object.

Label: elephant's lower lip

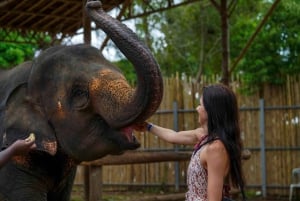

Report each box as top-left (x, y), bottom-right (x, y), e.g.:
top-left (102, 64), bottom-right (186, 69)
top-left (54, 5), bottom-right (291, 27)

top-left (113, 135), bottom-right (140, 155)
top-left (131, 135), bottom-right (140, 147)
top-left (122, 132), bottom-right (140, 149)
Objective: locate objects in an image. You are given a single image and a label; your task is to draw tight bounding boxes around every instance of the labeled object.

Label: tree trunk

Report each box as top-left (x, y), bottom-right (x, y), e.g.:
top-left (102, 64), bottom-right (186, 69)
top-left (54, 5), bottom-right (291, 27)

top-left (220, 0), bottom-right (230, 85)
top-left (210, 0), bottom-right (234, 86)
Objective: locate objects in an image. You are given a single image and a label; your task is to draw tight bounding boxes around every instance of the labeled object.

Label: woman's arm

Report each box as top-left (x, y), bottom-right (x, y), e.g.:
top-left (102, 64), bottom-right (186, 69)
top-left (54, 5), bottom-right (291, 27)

top-left (147, 124), bottom-right (206, 145)
top-left (0, 145), bottom-right (15, 167)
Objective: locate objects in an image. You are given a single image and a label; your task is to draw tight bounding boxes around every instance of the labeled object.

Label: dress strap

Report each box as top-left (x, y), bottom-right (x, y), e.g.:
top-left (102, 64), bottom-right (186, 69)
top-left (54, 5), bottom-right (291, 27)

top-left (193, 135), bottom-right (211, 155)
top-left (193, 135), bottom-right (208, 151)
top-left (193, 135), bottom-right (220, 155)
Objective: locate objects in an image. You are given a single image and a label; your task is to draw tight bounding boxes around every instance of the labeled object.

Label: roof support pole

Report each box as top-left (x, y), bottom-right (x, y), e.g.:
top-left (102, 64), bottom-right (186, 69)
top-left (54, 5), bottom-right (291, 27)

top-left (82, 4), bottom-right (91, 200)
top-left (83, 0), bottom-right (91, 45)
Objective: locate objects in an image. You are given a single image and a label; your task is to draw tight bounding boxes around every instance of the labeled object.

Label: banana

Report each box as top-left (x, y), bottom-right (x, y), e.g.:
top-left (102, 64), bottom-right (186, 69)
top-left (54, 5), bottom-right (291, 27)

top-left (25, 133), bottom-right (35, 142)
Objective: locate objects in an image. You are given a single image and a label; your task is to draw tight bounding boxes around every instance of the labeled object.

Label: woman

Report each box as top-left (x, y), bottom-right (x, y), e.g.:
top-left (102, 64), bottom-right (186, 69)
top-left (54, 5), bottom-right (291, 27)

top-left (0, 135), bottom-right (36, 168)
top-left (135, 84), bottom-right (245, 201)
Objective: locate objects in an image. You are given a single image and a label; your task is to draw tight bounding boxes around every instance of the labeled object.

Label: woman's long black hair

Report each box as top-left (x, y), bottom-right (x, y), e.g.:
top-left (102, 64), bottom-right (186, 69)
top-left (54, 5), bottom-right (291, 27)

top-left (202, 84), bottom-right (245, 191)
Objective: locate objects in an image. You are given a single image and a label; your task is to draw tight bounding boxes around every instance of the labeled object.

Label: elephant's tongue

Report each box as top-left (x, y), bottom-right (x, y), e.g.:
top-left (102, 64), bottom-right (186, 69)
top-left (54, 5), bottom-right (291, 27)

top-left (121, 127), bottom-right (135, 142)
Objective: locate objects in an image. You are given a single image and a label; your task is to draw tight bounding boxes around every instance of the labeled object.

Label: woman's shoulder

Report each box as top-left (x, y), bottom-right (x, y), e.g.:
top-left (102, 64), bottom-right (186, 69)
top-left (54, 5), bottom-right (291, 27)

top-left (205, 139), bottom-right (227, 156)
top-left (200, 139), bottom-right (229, 172)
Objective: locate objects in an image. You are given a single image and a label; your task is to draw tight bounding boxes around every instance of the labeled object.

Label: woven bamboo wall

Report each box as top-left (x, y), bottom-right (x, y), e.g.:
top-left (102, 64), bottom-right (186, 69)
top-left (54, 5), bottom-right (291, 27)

top-left (74, 74), bottom-right (300, 196)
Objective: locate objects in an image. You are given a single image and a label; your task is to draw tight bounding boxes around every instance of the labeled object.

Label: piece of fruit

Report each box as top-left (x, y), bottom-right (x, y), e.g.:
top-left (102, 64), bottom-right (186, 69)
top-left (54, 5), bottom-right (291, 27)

top-left (25, 133), bottom-right (35, 142)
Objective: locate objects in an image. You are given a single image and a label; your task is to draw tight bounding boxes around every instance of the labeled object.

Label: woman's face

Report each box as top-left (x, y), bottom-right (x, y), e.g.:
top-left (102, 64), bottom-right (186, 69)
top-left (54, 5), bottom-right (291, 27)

top-left (196, 96), bottom-right (208, 126)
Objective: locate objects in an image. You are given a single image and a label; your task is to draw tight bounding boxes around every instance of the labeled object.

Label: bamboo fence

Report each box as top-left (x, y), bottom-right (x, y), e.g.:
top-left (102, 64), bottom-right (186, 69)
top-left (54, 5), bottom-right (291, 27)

top-left (74, 74), bottom-right (300, 196)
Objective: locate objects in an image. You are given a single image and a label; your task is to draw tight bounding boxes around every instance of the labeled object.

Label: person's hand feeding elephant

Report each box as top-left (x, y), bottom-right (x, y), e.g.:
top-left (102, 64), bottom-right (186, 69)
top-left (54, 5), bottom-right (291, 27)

top-left (0, 133), bottom-right (36, 168)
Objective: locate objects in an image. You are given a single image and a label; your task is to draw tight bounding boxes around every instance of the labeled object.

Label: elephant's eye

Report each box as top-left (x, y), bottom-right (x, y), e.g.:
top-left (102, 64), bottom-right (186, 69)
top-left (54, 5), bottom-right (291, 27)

top-left (72, 88), bottom-right (87, 97)
top-left (70, 86), bottom-right (89, 109)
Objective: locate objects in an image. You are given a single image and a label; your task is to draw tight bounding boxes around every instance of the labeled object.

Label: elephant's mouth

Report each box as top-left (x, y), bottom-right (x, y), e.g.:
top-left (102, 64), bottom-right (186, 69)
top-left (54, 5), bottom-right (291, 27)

top-left (119, 126), bottom-right (140, 149)
top-left (120, 127), bottom-right (136, 142)
top-left (106, 125), bottom-right (140, 156)
top-left (104, 126), bottom-right (140, 156)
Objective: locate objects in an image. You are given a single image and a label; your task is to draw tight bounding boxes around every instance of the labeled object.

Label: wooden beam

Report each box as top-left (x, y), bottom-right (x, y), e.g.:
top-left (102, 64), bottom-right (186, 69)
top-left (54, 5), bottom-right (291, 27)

top-left (81, 149), bottom-right (251, 166)
top-left (81, 151), bottom-right (192, 166)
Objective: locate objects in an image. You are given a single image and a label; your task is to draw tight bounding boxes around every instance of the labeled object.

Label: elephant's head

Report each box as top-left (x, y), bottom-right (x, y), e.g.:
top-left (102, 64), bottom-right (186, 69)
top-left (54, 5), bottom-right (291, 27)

top-left (2, 0), bottom-right (163, 162)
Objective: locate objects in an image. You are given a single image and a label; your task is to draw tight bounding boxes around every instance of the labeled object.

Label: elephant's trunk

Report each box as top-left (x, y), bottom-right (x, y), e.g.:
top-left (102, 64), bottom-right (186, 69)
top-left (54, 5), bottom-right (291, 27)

top-left (86, 1), bottom-right (163, 128)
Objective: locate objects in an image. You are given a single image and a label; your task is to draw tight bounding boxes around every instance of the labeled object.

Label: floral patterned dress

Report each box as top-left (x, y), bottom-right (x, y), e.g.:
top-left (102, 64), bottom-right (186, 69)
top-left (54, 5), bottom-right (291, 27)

top-left (186, 135), bottom-right (209, 201)
top-left (186, 135), bottom-right (230, 201)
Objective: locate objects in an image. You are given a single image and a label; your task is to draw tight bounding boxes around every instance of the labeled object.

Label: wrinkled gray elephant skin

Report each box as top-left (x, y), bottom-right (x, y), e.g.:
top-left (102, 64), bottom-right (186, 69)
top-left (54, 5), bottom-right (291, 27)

top-left (0, 1), bottom-right (163, 200)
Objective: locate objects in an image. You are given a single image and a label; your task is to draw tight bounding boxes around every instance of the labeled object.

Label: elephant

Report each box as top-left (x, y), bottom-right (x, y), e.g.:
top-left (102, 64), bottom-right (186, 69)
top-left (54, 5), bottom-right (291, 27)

top-left (0, 1), bottom-right (163, 200)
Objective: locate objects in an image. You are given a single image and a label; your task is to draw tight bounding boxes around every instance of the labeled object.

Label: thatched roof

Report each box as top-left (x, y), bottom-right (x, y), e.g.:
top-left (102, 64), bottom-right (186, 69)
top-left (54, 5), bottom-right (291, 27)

top-left (0, 0), bottom-right (202, 45)
top-left (0, 0), bottom-right (126, 36)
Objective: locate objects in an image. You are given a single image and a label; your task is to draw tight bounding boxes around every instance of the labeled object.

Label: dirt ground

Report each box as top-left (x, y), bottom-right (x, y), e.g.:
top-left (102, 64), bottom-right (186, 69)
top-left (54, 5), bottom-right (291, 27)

top-left (71, 187), bottom-right (291, 201)
top-left (101, 192), bottom-right (289, 201)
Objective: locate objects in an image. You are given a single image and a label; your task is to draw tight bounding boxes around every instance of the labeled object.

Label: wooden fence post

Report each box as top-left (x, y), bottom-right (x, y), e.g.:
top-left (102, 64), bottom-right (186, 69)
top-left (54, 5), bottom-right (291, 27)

top-left (84, 165), bottom-right (103, 201)
top-left (84, 166), bottom-right (90, 201)
top-left (90, 165), bottom-right (103, 201)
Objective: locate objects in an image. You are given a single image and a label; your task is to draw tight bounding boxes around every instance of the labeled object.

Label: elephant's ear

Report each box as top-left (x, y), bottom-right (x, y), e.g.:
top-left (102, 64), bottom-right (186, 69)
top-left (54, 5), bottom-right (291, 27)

top-left (2, 84), bottom-right (57, 155)
top-left (0, 61), bottom-right (32, 108)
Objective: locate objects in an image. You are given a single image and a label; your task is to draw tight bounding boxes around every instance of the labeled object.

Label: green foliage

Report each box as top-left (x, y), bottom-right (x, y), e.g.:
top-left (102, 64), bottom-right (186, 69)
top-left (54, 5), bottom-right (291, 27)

top-left (113, 59), bottom-right (137, 85)
top-left (153, 2), bottom-right (222, 77)
top-left (0, 30), bottom-right (51, 69)
top-left (133, 0), bottom-right (300, 94)
top-left (232, 0), bottom-right (300, 93)
top-left (0, 43), bottom-right (35, 69)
